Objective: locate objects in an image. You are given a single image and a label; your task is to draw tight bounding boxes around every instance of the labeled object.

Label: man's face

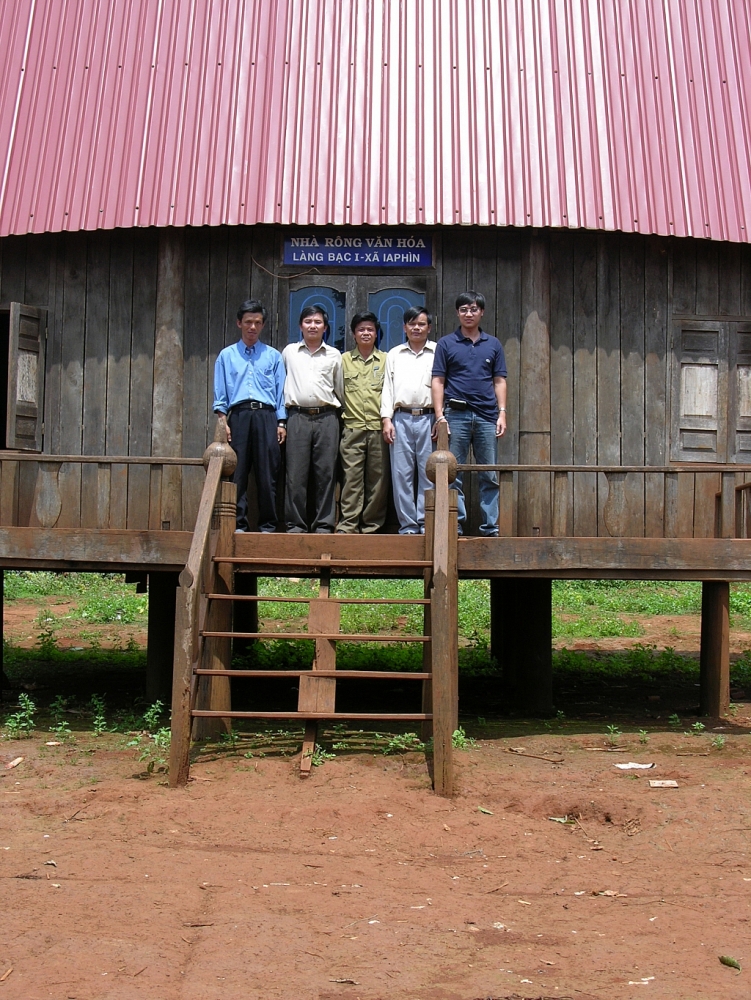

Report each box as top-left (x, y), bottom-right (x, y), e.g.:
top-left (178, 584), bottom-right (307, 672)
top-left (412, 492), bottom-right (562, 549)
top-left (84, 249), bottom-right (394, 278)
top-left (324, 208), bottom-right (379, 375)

top-left (457, 302), bottom-right (483, 333)
top-left (354, 321), bottom-right (377, 356)
top-left (404, 312), bottom-right (430, 350)
top-left (237, 312), bottom-right (265, 347)
top-left (300, 312), bottom-right (326, 351)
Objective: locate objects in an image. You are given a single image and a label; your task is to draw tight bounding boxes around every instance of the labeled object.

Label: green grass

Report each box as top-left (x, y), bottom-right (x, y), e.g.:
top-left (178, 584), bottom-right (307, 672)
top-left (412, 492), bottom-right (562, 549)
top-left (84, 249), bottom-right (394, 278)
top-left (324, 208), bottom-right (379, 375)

top-left (4, 571), bottom-right (147, 624)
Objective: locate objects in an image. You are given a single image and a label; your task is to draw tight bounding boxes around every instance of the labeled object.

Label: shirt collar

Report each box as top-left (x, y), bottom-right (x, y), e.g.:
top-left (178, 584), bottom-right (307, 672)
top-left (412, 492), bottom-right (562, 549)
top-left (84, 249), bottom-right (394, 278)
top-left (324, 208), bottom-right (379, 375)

top-left (399, 339), bottom-right (435, 355)
top-left (238, 338), bottom-right (260, 356)
top-left (297, 339), bottom-right (329, 355)
top-left (453, 327), bottom-right (487, 342)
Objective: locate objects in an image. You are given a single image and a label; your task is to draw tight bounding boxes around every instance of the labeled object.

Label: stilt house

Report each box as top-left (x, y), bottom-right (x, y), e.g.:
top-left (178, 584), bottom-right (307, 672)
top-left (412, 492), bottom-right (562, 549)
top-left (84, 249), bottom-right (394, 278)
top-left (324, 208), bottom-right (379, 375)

top-left (1, 0), bottom-right (750, 789)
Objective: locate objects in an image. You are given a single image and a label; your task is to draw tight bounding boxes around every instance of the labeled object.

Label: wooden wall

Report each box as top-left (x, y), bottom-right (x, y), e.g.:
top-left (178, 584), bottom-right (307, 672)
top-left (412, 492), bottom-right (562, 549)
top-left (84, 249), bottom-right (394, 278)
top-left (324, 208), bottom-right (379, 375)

top-left (2, 224), bottom-right (751, 535)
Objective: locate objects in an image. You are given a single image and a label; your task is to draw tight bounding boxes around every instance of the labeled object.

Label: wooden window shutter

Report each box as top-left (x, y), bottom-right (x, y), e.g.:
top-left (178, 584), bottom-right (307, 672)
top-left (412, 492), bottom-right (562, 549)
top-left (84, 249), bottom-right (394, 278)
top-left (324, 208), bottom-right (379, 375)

top-left (670, 321), bottom-right (727, 463)
top-left (731, 323), bottom-right (751, 461)
top-left (7, 303), bottom-right (46, 452)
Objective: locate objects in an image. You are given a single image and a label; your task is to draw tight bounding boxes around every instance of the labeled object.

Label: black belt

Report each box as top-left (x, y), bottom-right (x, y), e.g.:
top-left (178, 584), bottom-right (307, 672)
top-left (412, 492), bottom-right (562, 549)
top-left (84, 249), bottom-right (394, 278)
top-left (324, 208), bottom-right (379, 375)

top-left (395, 406), bottom-right (434, 416)
top-left (230, 400), bottom-right (275, 412)
top-left (288, 405), bottom-right (338, 415)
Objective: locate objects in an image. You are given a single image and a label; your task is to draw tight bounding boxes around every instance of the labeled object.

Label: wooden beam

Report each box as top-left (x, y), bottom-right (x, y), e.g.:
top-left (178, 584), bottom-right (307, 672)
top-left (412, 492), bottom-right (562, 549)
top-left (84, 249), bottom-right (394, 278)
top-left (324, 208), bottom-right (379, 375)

top-left (458, 536), bottom-right (751, 578)
top-left (146, 571), bottom-right (179, 704)
top-left (233, 532), bottom-right (428, 576)
top-left (0, 527), bottom-right (192, 570)
top-left (699, 581), bottom-right (730, 717)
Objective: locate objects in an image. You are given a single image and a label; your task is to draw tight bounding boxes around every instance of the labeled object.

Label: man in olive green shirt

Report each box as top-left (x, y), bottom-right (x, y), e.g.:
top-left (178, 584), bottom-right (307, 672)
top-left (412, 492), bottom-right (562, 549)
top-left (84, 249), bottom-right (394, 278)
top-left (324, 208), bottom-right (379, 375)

top-left (338, 312), bottom-right (390, 532)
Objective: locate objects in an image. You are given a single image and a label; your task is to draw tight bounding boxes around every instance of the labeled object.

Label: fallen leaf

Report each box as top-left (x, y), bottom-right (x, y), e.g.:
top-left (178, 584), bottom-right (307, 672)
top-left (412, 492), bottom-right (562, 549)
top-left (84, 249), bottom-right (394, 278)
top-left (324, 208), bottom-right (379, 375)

top-left (719, 955), bottom-right (741, 972)
top-left (477, 807), bottom-right (493, 815)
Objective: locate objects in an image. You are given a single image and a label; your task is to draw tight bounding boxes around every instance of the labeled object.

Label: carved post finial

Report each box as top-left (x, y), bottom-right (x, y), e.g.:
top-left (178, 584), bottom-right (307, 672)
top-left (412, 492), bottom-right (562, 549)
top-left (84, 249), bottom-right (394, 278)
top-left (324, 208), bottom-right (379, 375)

top-left (202, 416), bottom-right (238, 477)
top-left (425, 450), bottom-right (458, 485)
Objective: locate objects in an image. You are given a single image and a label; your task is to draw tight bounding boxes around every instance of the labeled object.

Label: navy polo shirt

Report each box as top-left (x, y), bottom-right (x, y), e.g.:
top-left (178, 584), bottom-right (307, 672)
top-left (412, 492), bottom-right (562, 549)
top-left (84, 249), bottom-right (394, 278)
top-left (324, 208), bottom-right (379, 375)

top-left (432, 329), bottom-right (507, 422)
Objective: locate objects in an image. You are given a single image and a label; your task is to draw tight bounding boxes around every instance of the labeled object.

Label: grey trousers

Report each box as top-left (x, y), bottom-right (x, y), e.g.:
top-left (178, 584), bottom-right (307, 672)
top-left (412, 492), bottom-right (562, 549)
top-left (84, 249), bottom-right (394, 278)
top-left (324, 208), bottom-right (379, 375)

top-left (284, 409), bottom-right (340, 532)
top-left (389, 411), bottom-right (435, 533)
top-left (338, 426), bottom-right (390, 533)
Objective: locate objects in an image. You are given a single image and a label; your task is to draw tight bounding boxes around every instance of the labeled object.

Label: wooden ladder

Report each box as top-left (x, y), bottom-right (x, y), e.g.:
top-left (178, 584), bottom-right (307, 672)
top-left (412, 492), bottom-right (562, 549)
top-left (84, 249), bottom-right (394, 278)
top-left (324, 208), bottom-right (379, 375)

top-left (169, 426), bottom-right (458, 793)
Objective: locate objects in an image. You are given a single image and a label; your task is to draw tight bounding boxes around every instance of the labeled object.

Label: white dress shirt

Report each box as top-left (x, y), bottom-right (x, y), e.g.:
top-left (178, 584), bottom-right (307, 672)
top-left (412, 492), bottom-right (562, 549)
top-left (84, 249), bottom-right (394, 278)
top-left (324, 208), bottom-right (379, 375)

top-left (282, 340), bottom-right (344, 408)
top-left (380, 340), bottom-right (436, 418)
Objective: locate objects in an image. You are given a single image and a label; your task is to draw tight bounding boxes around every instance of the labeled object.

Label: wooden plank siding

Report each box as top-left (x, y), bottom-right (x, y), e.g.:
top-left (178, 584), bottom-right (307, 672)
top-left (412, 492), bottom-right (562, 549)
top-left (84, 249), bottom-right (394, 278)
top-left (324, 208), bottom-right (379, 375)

top-left (1, 226), bottom-right (751, 538)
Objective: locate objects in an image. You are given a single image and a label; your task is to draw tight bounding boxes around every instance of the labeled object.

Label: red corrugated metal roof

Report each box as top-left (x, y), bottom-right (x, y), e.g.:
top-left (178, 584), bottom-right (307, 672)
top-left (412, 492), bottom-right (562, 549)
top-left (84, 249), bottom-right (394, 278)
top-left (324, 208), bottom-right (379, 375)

top-left (1, 0), bottom-right (751, 240)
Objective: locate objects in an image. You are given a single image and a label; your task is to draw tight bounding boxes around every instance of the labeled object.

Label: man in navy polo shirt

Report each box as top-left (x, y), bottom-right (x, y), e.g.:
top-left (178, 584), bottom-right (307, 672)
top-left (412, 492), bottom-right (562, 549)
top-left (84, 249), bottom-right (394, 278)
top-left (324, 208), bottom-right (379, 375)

top-left (431, 291), bottom-right (507, 535)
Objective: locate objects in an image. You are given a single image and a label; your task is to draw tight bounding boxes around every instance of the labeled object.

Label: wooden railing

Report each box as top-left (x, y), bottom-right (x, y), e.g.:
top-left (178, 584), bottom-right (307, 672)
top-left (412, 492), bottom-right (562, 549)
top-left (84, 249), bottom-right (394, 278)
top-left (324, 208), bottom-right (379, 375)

top-left (456, 462), bottom-right (751, 539)
top-left (169, 430), bottom-right (237, 786)
top-left (0, 453), bottom-right (204, 532)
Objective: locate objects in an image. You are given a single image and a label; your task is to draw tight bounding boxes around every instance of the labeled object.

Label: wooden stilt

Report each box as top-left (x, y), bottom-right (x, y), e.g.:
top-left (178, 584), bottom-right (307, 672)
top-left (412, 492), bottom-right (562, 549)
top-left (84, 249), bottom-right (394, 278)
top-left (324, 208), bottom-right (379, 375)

top-left (0, 568), bottom-right (8, 700)
top-left (193, 480), bottom-right (236, 739)
top-left (700, 580), bottom-right (730, 717)
top-left (428, 452), bottom-right (459, 797)
top-left (146, 571), bottom-right (179, 704)
top-left (233, 572), bottom-right (258, 658)
top-left (497, 578), bottom-right (553, 716)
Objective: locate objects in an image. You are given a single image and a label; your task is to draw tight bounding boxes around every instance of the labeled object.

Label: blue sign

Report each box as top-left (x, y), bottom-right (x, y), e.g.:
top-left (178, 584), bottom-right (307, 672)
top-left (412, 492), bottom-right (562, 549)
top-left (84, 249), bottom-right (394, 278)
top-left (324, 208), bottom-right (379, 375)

top-left (283, 231), bottom-right (432, 268)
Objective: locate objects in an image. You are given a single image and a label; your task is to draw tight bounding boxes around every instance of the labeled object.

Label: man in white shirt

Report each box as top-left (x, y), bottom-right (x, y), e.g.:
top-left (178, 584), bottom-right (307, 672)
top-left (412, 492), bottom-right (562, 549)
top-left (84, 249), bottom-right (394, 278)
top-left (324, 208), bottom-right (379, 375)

top-left (282, 305), bottom-right (344, 533)
top-left (381, 307), bottom-right (436, 534)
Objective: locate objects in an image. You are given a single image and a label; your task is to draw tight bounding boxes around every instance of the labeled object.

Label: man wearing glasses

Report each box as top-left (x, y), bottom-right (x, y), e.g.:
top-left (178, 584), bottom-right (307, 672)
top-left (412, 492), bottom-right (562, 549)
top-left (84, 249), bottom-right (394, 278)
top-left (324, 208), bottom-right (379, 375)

top-left (431, 291), bottom-right (507, 536)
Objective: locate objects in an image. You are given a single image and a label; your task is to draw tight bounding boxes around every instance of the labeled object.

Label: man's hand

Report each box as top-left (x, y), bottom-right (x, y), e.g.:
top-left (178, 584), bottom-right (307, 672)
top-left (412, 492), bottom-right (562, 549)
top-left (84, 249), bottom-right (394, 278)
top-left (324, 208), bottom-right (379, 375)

top-left (382, 418), bottom-right (395, 445)
top-left (495, 411), bottom-right (506, 438)
top-left (277, 425), bottom-right (287, 445)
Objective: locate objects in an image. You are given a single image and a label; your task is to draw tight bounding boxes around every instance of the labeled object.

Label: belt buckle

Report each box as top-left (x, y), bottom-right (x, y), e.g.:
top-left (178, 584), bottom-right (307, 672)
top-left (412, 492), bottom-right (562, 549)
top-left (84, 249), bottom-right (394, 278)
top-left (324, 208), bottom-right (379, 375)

top-left (411, 408), bottom-right (421, 416)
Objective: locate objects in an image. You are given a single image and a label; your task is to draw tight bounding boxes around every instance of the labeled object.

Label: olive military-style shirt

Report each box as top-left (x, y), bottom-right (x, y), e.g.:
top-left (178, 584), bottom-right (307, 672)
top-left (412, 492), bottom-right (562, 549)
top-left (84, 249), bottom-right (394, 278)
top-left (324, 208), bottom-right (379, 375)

top-left (341, 348), bottom-right (387, 430)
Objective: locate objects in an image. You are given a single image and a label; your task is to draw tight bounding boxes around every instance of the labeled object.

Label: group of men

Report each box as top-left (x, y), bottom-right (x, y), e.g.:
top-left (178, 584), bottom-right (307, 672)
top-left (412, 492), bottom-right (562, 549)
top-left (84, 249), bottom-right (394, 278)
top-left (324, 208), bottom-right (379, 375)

top-left (213, 291), bottom-right (507, 537)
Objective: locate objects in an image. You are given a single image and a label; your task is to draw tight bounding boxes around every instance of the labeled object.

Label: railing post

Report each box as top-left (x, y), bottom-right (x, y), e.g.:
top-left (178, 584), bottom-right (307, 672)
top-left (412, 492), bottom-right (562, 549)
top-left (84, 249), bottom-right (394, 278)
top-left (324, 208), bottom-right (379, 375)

top-left (422, 491), bottom-right (435, 743)
top-left (426, 441), bottom-right (458, 797)
top-left (192, 480), bottom-right (236, 740)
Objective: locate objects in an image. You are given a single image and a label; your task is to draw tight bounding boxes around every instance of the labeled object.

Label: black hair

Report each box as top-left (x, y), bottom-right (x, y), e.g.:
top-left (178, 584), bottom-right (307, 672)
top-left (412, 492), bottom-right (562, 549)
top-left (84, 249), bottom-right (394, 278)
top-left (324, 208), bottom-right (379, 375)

top-left (237, 299), bottom-right (267, 322)
top-left (403, 306), bottom-right (433, 325)
top-left (299, 304), bottom-right (330, 328)
top-left (455, 290), bottom-right (485, 311)
top-left (350, 311), bottom-right (380, 334)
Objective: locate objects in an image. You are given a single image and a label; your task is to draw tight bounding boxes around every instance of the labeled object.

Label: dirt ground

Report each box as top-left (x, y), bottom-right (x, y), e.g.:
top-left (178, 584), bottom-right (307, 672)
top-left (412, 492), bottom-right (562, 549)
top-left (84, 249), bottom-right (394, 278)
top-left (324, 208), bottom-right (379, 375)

top-left (1, 726), bottom-right (751, 1000)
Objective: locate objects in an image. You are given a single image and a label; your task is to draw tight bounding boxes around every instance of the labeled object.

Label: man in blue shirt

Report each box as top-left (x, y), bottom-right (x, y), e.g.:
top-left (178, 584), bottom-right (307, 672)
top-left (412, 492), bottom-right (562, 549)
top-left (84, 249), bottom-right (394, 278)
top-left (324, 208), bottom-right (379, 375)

top-left (214, 299), bottom-right (287, 532)
top-left (431, 291), bottom-right (507, 536)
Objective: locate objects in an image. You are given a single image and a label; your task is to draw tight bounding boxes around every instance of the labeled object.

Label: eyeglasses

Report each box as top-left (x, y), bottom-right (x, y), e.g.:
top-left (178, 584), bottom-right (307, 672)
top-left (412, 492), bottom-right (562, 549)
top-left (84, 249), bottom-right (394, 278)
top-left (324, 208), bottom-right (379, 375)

top-left (458, 305), bottom-right (481, 315)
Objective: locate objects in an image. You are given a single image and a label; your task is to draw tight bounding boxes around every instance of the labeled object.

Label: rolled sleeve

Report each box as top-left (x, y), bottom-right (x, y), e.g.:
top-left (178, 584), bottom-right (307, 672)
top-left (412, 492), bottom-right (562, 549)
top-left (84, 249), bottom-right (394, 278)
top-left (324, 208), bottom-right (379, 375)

top-left (273, 354), bottom-right (287, 420)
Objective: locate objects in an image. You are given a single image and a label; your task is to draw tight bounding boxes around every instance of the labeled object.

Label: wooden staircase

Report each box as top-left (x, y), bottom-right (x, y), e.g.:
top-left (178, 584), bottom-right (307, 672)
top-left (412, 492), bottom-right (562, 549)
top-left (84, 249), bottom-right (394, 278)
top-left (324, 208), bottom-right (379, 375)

top-left (169, 427), bottom-right (459, 794)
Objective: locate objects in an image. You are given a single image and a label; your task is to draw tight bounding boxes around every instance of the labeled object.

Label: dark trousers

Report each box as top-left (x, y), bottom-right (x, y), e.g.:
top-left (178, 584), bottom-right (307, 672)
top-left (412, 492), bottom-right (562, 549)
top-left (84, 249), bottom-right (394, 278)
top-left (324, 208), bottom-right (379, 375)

top-left (285, 409), bottom-right (339, 532)
top-left (227, 406), bottom-right (280, 532)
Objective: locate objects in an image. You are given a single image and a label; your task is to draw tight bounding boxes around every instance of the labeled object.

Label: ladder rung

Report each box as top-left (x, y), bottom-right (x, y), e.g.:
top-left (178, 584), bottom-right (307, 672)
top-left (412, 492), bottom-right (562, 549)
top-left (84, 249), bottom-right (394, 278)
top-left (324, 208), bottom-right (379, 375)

top-left (206, 594), bottom-right (431, 605)
top-left (200, 631), bottom-right (430, 642)
top-left (191, 710), bottom-right (433, 721)
top-left (215, 557), bottom-right (432, 567)
top-left (193, 669), bottom-right (431, 679)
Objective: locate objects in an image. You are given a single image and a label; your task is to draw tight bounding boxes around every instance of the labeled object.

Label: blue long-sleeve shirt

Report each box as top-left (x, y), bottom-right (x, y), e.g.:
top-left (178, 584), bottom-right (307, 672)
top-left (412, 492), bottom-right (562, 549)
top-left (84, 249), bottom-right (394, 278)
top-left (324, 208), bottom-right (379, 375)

top-left (213, 340), bottom-right (287, 420)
